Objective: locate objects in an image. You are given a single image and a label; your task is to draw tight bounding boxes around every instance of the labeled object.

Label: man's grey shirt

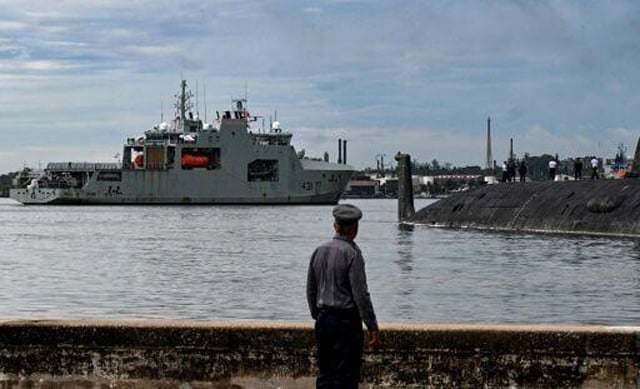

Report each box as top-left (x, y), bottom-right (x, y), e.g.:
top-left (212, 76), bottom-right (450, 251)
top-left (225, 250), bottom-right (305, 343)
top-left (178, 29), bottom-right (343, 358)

top-left (306, 235), bottom-right (379, 331)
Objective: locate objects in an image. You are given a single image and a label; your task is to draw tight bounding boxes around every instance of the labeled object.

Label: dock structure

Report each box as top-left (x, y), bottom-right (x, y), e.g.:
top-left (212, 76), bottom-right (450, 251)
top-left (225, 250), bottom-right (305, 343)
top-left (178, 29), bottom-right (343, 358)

top-left (0, 320), bottom-right (638, 387)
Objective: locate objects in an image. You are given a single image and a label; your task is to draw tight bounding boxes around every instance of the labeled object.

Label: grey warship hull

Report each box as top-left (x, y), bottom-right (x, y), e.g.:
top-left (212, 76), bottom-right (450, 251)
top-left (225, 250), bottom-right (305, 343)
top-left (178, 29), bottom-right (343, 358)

top-left (10, 165), bottom-right (351, 205)
top-left (9, 172), bottom-right (350, 205)
top-left (10, 81), bottom-right (354, 205)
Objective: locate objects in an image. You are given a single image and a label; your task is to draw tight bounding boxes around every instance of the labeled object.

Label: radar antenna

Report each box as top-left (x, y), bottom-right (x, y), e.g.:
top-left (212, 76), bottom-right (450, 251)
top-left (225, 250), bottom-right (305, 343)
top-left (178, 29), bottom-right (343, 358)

top-left (174, 80), bottom-right (194, 121)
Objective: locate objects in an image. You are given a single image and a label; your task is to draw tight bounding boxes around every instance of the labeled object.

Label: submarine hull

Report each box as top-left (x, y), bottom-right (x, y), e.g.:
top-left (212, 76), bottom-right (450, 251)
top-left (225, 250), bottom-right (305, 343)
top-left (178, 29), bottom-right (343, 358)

top-left (410, 180), bottom-right (640, 237)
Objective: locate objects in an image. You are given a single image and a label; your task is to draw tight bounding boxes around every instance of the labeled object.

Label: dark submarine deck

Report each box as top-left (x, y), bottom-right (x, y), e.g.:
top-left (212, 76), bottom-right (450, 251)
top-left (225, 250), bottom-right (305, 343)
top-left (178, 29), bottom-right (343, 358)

top-left (409, 180), bottom-right (640, 237)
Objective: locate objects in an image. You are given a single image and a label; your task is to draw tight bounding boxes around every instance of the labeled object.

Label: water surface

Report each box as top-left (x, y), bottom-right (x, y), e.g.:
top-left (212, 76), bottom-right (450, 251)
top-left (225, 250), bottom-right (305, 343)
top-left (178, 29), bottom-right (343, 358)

top-left (1, 198), bottom-right (638, 324)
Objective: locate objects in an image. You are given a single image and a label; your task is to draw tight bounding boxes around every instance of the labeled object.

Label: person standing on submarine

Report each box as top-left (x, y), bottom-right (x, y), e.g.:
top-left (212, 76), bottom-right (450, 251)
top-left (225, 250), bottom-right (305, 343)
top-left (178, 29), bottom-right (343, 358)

top-left (307, 204), bottom-right (380, 389)
top-left (574, 158), bottom-right (583, 180)
top-left (548, 158), bottom-right (558, 181)
top-left (518, 159), bottom-right (527, 182)
top-left (501, 161), bottom-right (508, 183)
top-left (507, 159), bottom-right (516, 182)
top-left (591, 157), bottom-right (600, 179)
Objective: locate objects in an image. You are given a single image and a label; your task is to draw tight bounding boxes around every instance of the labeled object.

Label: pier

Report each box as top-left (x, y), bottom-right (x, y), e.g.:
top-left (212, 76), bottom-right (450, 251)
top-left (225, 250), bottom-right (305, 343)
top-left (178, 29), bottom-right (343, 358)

top-left (0, 320), bottom-right (638, 387)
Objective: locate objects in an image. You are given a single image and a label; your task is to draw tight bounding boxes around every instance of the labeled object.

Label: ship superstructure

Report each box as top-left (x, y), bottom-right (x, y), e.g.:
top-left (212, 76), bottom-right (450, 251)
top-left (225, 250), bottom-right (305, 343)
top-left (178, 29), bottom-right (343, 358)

top-left (10, 81), bottom-right (354, 205)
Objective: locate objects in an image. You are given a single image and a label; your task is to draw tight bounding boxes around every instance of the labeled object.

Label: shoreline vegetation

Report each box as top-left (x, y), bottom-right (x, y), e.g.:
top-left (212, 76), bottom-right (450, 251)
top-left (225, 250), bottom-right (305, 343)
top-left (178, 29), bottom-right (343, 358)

top-left (0, 172), bottom-right (16, 197)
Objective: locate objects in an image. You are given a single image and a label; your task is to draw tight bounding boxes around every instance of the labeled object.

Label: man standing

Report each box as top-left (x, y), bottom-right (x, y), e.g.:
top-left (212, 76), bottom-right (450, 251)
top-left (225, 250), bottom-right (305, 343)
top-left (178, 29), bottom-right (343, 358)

top-left (307, 204), bottom-right (380, 389)
top-left (507, 159), bottom-right (516, 182)
top-left (501, 161), bottom-right (508, 182)
top-left (574, 158), bottom-right (583, 180)
top-left (548, 159), bottom-right (558, 181)
top-left (591, 157), bottom-right (600, 179)
top-left (518, 159), bottom-right (527, 182)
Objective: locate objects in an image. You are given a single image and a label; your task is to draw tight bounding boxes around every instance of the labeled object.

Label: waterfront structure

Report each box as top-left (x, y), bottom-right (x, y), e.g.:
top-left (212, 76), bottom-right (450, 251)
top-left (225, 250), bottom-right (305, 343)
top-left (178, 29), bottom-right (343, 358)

top-left (10, 81), bottom-right (354, 205)
top-left (1, 320), bottom-right (636, 387)
top-left (485, 116), bottom-right (492, 170)
top-left (343, 176), bottom-right (379, 198)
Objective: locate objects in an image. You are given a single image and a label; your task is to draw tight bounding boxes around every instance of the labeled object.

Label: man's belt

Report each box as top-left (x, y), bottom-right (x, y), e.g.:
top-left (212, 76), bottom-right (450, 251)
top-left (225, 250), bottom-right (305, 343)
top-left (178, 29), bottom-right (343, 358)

top-left (319, 307), bottom-right (360, 319)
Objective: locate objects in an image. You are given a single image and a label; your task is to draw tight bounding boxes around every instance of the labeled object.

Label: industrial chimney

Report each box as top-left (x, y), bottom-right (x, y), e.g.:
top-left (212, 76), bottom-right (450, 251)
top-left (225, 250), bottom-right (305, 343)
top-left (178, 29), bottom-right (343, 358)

top-left (343, 140), bottom-right (347, 164)
top-left (486, 116), bottom-right (493, 170)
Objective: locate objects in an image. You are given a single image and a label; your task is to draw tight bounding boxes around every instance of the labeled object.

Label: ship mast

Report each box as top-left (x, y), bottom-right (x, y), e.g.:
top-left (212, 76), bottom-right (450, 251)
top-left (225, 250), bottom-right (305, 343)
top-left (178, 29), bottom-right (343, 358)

top-left (180, 80), bottom-right (187, 121)
top-left (174, 80), bottom-right (194, 131)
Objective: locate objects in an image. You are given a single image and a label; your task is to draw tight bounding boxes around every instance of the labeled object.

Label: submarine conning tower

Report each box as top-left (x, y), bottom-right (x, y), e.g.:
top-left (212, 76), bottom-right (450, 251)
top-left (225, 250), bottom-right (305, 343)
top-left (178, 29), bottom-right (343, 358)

top-left (395, 152), bottom-right (415, 222)
top-left (397, 137), bottom-right (640, 237)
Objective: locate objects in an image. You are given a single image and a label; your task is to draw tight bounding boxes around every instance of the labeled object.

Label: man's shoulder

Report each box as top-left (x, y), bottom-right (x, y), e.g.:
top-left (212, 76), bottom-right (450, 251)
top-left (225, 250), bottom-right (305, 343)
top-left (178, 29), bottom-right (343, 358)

top-left (315, 237), bottom-right (358, 253)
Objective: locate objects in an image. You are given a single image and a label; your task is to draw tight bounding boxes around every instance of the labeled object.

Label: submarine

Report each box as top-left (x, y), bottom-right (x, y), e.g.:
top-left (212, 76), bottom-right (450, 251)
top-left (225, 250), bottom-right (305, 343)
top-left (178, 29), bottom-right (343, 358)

top-left (395, 139), bottom-right (640, 238)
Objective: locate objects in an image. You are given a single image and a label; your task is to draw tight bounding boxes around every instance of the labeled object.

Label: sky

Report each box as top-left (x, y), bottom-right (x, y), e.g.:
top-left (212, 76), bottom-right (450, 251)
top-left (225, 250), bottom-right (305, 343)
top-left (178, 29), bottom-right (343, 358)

top-left (0, 0), bottom-right (639, 173)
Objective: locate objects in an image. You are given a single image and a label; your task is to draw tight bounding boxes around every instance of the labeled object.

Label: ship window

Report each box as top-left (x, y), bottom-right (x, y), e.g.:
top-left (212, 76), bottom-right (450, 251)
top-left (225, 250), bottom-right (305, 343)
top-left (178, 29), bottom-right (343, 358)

top-left (248, 159), bottom-right (279, 182)
top-left (181, 147), bottom-right (221, 170)
top-left (97, 171), bottom-right (122, 182)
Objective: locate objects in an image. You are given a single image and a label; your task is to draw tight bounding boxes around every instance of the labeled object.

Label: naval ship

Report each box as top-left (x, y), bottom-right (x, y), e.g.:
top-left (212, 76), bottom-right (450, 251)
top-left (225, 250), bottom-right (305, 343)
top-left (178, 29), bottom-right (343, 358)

top-left (10, 81), bottom-right (354, 205)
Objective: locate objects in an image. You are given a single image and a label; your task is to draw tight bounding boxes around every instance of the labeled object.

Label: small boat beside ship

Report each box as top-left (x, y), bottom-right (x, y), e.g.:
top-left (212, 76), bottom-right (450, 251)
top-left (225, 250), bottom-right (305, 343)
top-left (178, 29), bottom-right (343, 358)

top-left (10, 80), bottom-right (354, 205)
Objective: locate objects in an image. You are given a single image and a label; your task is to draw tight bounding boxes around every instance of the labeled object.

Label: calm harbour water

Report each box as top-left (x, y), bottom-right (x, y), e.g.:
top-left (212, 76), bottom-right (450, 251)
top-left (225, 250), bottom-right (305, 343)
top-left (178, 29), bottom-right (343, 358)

top-left (0, 198), bottom-right (638, 325)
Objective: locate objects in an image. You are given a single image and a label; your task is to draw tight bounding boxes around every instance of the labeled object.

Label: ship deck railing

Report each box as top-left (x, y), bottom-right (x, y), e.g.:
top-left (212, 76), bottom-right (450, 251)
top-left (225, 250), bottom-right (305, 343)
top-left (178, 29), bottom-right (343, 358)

top-left (46, 162), bottom-right (122, 172)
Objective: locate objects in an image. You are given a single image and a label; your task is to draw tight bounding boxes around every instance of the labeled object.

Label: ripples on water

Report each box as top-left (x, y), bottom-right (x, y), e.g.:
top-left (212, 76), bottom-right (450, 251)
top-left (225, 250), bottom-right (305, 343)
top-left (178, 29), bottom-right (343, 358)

top-left (0, 198), bottom-right (638, 324)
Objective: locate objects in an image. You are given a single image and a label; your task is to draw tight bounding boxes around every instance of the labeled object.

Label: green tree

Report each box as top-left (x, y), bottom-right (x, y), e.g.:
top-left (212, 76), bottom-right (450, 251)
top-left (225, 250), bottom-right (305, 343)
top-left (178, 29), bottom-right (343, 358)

top-left (0, 172), bottom-right (18, 197)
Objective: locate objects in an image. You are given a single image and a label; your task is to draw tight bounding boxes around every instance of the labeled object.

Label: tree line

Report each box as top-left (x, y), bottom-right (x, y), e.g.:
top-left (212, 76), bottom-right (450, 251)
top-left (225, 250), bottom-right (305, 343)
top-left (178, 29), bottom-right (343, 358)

top-left (0, 172), bottom-right (17, 197)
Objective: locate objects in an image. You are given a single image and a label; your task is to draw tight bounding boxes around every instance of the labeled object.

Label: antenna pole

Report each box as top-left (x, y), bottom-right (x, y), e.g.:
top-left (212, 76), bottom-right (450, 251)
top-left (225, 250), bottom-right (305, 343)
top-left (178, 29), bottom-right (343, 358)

top-left (196, 81), bottom-right (199, 115)
top-left (203, 81), bottom-right (207, 122)
top-left (180, 80), bottom-right (187, 121)
top-left (486, 116), bottom-right (492, 170)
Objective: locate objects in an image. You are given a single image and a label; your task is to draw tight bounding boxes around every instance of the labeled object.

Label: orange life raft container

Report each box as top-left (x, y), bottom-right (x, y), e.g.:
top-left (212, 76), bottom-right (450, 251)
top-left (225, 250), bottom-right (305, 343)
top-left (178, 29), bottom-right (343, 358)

top-left (181, 154), bottom-right (209, 168)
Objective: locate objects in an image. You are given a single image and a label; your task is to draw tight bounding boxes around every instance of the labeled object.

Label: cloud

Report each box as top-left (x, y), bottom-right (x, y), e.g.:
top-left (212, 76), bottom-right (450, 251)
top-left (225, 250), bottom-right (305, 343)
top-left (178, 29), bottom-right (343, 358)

top-left (0, 144), bottom-right (121, 173)
top-left (0, 0), bottom-right (638, 174)
top-left (0, 59), bottom-right (77, 72)
top-left (0, 20), bottom-right (27, 30)
top-left (520, 125), bottom-right (600, 158)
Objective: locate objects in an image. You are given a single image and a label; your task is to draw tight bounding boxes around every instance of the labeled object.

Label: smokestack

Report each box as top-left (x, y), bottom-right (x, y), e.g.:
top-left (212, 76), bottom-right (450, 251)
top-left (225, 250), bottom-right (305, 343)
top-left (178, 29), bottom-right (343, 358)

top-left (510, 138), bottom-right (514, 161)
top-left (343, 139), bottom-right (347, 164)
top-left (338, 139), bottom-right (342, 164)
top-left (486, 116), bottom-right (493, 170)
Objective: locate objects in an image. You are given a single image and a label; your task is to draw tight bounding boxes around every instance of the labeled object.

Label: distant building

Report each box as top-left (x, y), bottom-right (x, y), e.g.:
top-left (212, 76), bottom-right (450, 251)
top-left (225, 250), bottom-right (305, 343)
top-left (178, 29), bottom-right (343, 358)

top-left (382, 178), bottom-right (399, 197)
top-left (344, 177), bottom-right (379, 198)
top-left (345, 173), bottom-right (485, 199)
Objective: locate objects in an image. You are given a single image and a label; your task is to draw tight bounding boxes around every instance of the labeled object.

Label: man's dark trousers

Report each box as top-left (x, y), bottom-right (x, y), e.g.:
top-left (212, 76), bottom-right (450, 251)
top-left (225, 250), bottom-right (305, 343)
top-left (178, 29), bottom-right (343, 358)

top-left (314, 310), bottom-right (364, 389)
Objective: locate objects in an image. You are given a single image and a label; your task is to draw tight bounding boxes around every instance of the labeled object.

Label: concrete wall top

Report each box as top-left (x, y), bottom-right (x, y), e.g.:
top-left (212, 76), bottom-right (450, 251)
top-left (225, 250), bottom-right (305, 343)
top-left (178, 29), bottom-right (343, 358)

top-left (3, 319), bottom-right (638, 332)
top-left (1, 320), bottom-right (638, 387)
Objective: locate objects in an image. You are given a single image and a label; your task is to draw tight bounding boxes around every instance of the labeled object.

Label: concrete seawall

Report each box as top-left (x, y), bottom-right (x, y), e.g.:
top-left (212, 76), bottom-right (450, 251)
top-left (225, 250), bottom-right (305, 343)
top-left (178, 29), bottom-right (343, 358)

top-left (0, 320), bottom-right (638, 388)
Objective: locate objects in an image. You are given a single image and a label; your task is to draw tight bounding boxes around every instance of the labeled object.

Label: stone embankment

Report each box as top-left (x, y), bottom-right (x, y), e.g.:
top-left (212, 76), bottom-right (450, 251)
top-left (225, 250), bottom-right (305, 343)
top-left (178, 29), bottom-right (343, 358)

top-left (0, 320), bottom-right (638, 388)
